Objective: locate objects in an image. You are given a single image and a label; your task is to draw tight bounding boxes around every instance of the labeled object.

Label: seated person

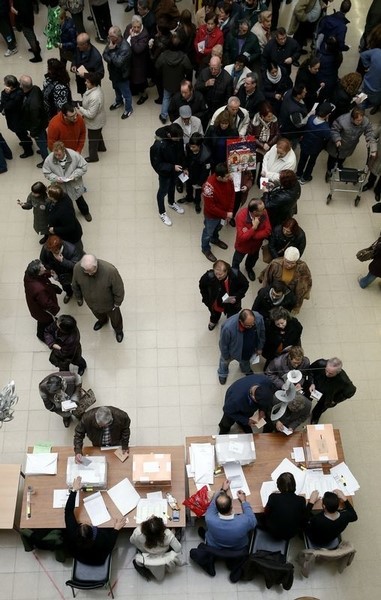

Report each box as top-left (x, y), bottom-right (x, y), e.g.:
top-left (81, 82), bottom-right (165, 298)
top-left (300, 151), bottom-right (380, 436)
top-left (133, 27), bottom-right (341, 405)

top-left (65, 476), bottom-right (126, 565)
top-left (252, 281), bottom-right (296, 320)
top-left (265, 346), bottom-right (310, 390)
top-left (74, 406), bottom-right (131, 463)
top-left (263, 472), bottom-right (308, 540)
top-left (39, 371), bottom-right (83, 428)
top-left (305, 489), bottom-right (358, 548)
top-left (130, 516), bottom-right (183, 581)
top-left (203, 479), bottom-right (257, 551)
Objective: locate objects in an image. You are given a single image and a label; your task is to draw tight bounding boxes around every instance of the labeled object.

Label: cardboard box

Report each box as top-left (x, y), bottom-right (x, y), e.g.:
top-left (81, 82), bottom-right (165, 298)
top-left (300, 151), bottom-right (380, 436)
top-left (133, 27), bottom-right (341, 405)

top-left (132, 453), bottom-right (171, 485)
top-left (303, 424), bottom-right (338, 468)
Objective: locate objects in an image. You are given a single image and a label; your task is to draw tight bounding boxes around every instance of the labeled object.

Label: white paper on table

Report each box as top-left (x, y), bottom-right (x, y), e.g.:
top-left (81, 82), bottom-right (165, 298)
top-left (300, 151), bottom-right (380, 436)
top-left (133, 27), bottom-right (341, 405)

top-left (101, 445), bottom-right (120, 451)
top-left (330, 462), bottom-right (360, 495)
top-left (260, 481), bottom-right (278, 507)
top-left (186, 464), bottom-right (194, 478)
top-left (178, 171), bottom-right (189, 183)
top-left (146, 491), bottom-right (163, 500)
top-left (223, 462), bottom-right (250, 499)
top-left (301, 469), bottom-right (345, 498)
top-left (190, 443), bottom-right (215, 485)
top-left (136, 498), bottom-right (168, 525)
top-left (53, 489), bottom-right (80, 508)
top-left (143, 461), bottom-right (159, 473)
top-left (292, 447), bottom-right (305, 462)
top-left (107, 477), bottom-right (140, 515)
top-left (83, 491), bottom-right (111, 526)
top-left (26, 453), bottom-right (58, 475)
top-left (271, 458), bottom-right (305, 494)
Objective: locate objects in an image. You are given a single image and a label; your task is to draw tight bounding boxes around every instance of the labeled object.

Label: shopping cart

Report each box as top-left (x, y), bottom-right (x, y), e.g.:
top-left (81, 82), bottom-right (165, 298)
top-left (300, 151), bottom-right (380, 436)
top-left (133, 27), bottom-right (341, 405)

top-left (326, 162), bottom-right (369, 207)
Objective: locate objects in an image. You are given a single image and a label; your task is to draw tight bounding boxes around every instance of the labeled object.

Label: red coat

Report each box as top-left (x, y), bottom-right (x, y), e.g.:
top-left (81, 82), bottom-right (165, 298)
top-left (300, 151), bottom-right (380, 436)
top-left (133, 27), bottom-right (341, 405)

top-left (47, 112), bottom-right (86, 153)
top-left (234, 206), bottom-right (272, 254)
top-left (202, 173), bottom-right (235, 220)
top-left (24, 272), bottom-right (61, 323)
top-left (194, 24), bottom-right (224, 63)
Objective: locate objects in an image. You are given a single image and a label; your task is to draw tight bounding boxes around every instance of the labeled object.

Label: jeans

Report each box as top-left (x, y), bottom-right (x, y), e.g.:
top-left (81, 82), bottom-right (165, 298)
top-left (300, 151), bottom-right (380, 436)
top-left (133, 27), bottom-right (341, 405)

top-left (157, 173), bottom-right (176, 214)
top-left (358, 272), bottom-right (377, 288)
top-left (33, 130), bottom-right (49, 160)
top-left (201, 218), bottom-right (221, 252)
top-left (113, 80), bottom-right (132, 113)
top-left (0, 16), bottom-right (17, 50)
top-left (160, 89), bottom-right (172, 119)
top-left (218, 355), bottom-right (251, 378)
top-left (232, 250), bottom-right (259, 273)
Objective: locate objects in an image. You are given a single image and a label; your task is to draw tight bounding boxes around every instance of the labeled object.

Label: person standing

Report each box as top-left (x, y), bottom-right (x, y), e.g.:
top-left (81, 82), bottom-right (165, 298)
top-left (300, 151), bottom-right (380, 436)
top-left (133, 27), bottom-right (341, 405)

top-left (78, 72), bottom-right (107, 163)
top-left (358, 235), bottom-right (381, 288)
top-left (17, 182), bottom-right (50, 244)
top-left (47, 102), bottom-right (86, 153)
top-left (46, 184), bottom-right (84, 250)
top-left (308, 357), bottom-right (356, 424)
top-left (73, 406), bottom-right (131, 460)
top-left (0, 0), bottom-right (18, 57)
top-left (23, 259), bottom-right (61, 342)
top-left (71, 33), bottom-right (104, 96)
top-left (0, 75), bottom-right (34, 159)
top-left (72, 254), bottom-right (125, 343)
top-left (39, 371), bottom-right (84, 428)
top-left (44, 314), bottom-right (87, 375)
top-left (19, 75), bottom-right (49, 167)
top-left (11, 0), bottom-right (42, 62)
top-left (201, 163), bottom-right (234, 263)
top-left (103, 26), bottom-right (133, 120)
top-left (60, 0), bottom-right (85, 34)
top-left (89, 0), bottom-right (112, 44)
top-left (40, 234), bottom-right (84, 303)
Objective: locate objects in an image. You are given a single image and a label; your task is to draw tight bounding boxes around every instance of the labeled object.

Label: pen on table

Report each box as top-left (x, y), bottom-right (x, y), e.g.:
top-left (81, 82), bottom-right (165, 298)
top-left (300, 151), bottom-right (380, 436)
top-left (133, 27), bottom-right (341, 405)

top-left (340, 475), bottom-right (347, 487)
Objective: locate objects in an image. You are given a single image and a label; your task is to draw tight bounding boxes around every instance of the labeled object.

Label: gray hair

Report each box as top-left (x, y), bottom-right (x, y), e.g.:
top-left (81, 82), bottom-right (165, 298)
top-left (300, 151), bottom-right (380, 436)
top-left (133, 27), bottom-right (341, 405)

top-left (246, 71), bottom-right (258, 83)
top-left (327, 357), bottom-right (343, 373)
top-left (26, 260), bottom-right (43, 277)
top-left (95, 407), bottom-right (113, 427)
top-left (131, 14), bottom-right (143, 26)
top-left (228, 96), bottom-right (240, 106)
top-left (109, 26), bottom-right (122, 38)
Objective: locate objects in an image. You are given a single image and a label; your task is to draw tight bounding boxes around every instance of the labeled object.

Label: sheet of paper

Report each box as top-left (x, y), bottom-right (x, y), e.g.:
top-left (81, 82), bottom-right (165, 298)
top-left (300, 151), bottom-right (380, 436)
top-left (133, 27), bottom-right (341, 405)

top-left (197, 40), bottom-right (205, 52)
top-left (33, 442), bottom-right (52, 454)
top-left (250, 353), bottom-right (260, 365)
top-left (231, 171), bottom-right (241, 192)
top-left (260, 481), bottom-right (278, 507)
top-left (260, 176), bottom-right (269, 190)
top-left (271, 458), bottom-right (305, 494)
top-left (310, 389), bottom-right (322, 400)
top-left (83, 491), bottom-right (111, 526)
top-left (143, 461), bottom-right (159, 473)
top-left (252, 410), bottom-right (266, 429)
top-left (77, 64), bottom-right (87, 77)
top-left (223, 462), bottom-right (250, 499)
top-left (178, 171), bottom-right (189, 183)
top-left (293, 447), bottom-right (305, 463)
top-left (190, 443), bottom-right (215, 485)
top-left (186, 464), bottom-right (194, 478)
top-left (61, 399), bottom-right (77, 411)
top-left (301, 469), bottom-right (344, 498)
top-left (114, 448), bottom-right (128, 462)
top-left (26, 453), bottom-right (58, 475)
top-left (146, 491), bottom-right (163, 500)
top-left (136, 498), bottom-right (168, 525)
top-left (282, 426), bottom-right (293, 436)
top-left (53, 489), bottom-right (79, 509)
top-left (330, 462), bottom-right (360, 495)
top-left (100, 445), bottom-right (120, 451)
top-left (107, 477), bottom-right (140, 515)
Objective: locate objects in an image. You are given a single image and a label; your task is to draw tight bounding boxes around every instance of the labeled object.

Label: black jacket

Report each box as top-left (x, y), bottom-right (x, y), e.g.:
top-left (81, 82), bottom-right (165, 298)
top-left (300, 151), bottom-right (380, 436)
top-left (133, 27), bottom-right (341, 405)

top-left (48, 194), bottom-right (83, 244)
top-left (103, 39), bottom-right (131, 82)
top-left (168, 90), bottom-right (207, 123)
top-left (72, 43), bottom-right (104, 94)
top-left (40, 240), bottom-right (84, 285)
top-left (262, 36), bottom-right (301, 75)
top-left (205, 124), bottom-right (239, 168)
top-left (263, 183), bottom-right (301, 228)
top-left (13, 0), bottom-right (35, 28)
top-left (199, 268), bottom-right (249, 316)
top-left (237, 84), bottom-right (265, 120)
top-left (268, 224), bottom-right (306, 259)
top-left (262, 317), bottom-right (303, 361)
top-left (195, 67), bottom-right (234, 113)
top-left (279, 90), bottom-right (308, 140)
top-left (21, 85), bottom-right (49, 137)
top-left (0, 87), bottom-right (25, 132)
top-left (308, 359), bottom-right (356, 406)
top-left (252, 286), bottom-right (297, 320)
top-left (150, 126), bottom-right (185, 176)
top-left (185, 143), bottom-right (211, 186)
top-left (155, 49), bottom-right (193, 93)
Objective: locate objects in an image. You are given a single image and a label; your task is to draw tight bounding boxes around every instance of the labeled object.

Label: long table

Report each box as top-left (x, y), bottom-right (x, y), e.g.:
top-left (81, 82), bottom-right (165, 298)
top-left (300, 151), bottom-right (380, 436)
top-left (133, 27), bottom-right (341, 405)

top-left (0, 464), bottom-right (21, 529)
top-left (19, 446), bottom-right (186, 529)
top-left (186, 431), bottom-right (345, 513)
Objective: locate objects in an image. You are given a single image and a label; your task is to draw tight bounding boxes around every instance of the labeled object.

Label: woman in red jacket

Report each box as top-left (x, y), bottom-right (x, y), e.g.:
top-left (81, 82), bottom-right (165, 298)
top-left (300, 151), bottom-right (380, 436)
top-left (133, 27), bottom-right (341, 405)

top-left (194, 12), bottom-right (224, 70)
top-left (23, 259), bottom-right (61, 342)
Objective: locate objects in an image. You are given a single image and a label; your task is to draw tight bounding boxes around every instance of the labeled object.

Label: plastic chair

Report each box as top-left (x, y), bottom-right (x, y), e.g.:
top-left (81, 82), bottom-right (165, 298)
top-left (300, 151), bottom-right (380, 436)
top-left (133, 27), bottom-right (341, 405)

top-left (298, 534), bottom-right (355, 578)
top-left (65, 553), bottom-right (114, 598)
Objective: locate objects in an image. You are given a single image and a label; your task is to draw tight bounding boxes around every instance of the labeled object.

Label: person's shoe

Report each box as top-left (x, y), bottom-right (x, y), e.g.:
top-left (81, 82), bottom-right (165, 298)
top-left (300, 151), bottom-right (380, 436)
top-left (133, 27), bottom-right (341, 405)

top-left (211, 239), bottom-right (228, 250)
top-left (159, 114), bottom-right (167, 124)
top-left (132, 559), bottom-right (151, 581)
top-left (370, 105), bottom-right (380, 115)
top-left (363, 183), bottom-right (374, 191)
top-left (169, 202), bottom-right (184, 214)
top-left (121, 110), bottom-right (133, 119)
top-left (20, 151), bottom-right (34, 159)
top-left (125, 5), bottom-right (133, 11)
top-left (109, 102), bottom-right (123, 111)
top-left (84, 213), bottom-right (93, 222)
top-left (178, 196), bottom-right (193, 204)
top-left (85, 157), bottom-right (99, 163)
top-left (375, 192), bottom-right (381, 202)
top-left (29, 55), bottom-right (42, 63)
top-left (137, 94), bottom-right (148, 105)
top-left (39, 235), bottom-right (48, 245)
top-left (78, 363), bottom-right (87, 376)
top-left (218, 376), bottom-right (227, 385)
top-left (63, 294), bottom-right (71, 304)
top-left (208, 322), bottom-right (216, 331)
top-left (159, 212), bottom-right (172, 226)
top-left (176, 182), bottom-right (184, 194)
top-left (195, 204), bottom-right (201, 214)
top-left (77, 299), bottom-right (83, 306)
top-left (36, 161), bottom-right (44, 168)
top-left (88, 15), bottom-right (94, 21)
top-left (154, 98), bottom-right (163, 104)
top-left (4, 48), bottom-right (18, 57)
top-left (116, 331), bottom-right (124, 343)
top-left (93, 320), bottom-right (107, 331)
top-left (202, 249), bottom-right (217, 262)
top-left (247, 270), bottom-right (256, 282)
top-left (63, 416), bottom-right (72, 428)
top-left (299, 176), bottom-right (312, 185)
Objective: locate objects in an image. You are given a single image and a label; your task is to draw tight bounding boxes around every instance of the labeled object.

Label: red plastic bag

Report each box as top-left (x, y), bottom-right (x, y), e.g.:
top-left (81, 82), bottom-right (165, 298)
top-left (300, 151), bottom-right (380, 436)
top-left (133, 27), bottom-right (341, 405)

top-left (182, 485), bottom-right (211, 517)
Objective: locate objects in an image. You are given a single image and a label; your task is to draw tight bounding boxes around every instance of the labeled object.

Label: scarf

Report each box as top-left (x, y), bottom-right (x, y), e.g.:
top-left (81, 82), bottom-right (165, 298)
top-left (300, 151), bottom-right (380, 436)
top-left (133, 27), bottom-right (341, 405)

top-left (266, 67), bottom-right (282, 85)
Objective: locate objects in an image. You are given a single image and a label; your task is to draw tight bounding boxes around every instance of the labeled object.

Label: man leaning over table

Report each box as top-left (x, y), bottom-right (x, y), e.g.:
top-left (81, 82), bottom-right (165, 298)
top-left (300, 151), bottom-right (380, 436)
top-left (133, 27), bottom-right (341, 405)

top-left (74, 406), bottom-right (130, 463)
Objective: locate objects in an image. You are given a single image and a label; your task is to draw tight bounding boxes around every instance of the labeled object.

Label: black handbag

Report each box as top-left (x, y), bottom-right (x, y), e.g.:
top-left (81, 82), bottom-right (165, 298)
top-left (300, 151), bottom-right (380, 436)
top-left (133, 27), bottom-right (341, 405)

top-left (356, 241), bottom-right (377, 262)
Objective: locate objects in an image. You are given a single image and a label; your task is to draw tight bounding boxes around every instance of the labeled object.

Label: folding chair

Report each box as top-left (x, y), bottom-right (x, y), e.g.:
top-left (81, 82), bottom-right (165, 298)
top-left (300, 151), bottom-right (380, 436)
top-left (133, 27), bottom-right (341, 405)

top-left (65, 553), bottom-right (114, 598)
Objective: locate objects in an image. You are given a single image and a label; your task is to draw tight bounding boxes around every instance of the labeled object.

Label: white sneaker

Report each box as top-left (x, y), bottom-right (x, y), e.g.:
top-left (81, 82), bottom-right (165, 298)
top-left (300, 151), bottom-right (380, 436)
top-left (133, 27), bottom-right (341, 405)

top-left (4, 48), bottom-right (18, 57)
top-left (159, 212), bottom-right (172, 226)
top-left (169, 202), bottom-right (185, 214)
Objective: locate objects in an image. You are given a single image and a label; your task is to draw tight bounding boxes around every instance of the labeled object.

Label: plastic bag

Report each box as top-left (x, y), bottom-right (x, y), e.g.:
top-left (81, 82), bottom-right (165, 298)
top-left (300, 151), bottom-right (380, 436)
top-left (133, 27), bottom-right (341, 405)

top-left (182, 485), bottom-right (211, 517)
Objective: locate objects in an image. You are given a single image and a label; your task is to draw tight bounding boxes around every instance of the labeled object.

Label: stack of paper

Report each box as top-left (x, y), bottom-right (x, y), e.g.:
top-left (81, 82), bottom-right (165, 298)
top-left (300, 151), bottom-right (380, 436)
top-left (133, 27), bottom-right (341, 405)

top-left (53, 489), bottom-right (80, 509)
top-left (270, 458), bottom-right (306, 494)
top-left (136, 498), bottom-right (168, 525)
top-left (189, 443), bottom-right (215, 486)
top-left (107, 477), bottom-right (140, 515)
top-left (33, 442), bottom-right (52, 454)
top-left (83, 491), bottom-right (111, 526)
top-left (25, 453), bottom-right (58, 475)
top-left (260, 481), bottom-right (278, 507)
top-left (223, 462), bottom-right (250, 499)
top-left (301, 469), bottom-right (341, 498)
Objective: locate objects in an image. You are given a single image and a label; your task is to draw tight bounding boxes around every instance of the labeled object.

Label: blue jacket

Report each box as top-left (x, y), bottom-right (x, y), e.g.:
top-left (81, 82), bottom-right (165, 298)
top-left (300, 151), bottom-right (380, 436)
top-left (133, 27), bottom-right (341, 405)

top-left (361, 48), bottom-right (381, 93)
top-left (300, 115), bottom-right (332, 154)
top-left (205, 495), bottom-right (257, 550)
top-left (223, 373), bottom-right (275, 426)
top-left (318, 11), bottom-right (350, 50)
top-left (219, 312), bottom-right (265, 361)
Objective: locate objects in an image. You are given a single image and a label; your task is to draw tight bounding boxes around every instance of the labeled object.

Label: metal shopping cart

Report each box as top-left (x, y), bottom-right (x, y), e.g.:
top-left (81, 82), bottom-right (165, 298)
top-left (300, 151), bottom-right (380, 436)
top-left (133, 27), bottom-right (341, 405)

top-left (325, 161), bottom-right (369, 207)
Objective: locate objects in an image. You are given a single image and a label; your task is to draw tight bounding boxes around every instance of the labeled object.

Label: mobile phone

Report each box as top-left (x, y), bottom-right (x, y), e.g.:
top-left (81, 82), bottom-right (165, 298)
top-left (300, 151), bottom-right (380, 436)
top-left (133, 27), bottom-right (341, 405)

top-left (172, 509), bottom-right (180, 522)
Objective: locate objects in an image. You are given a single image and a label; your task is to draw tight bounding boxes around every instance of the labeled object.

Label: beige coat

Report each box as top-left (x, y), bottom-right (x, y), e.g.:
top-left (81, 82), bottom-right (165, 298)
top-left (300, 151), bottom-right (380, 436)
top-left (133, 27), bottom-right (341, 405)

top-left (130, 527), bottom-right (183, 581)
top-left (79, 86), bottom-right (106, 130)
top-left (289, 0), bottom-right (325, 35)
top-left (262, 257), bottom-right (312, 313)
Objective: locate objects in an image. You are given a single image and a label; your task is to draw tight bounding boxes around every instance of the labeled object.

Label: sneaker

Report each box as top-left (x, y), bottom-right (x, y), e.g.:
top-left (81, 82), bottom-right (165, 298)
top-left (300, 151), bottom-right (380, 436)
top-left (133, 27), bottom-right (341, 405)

top-left (159, 212), bottom-right (172, 226)
top-left (109, 102), bottom-right (123, 111)
top-left (4, 48), bottom-right (18, 57)
top-left (169, 202), bottom-right (184, 214)
top-left (300, 176), bottom-right (312, 185)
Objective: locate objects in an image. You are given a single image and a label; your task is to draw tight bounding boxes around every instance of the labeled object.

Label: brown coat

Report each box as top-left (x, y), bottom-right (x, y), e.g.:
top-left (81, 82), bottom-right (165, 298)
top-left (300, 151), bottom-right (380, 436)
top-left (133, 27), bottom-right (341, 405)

top-left (73, 406), bottom-right (131, 453)
top-left (262, 258), bottom-right (312, 313)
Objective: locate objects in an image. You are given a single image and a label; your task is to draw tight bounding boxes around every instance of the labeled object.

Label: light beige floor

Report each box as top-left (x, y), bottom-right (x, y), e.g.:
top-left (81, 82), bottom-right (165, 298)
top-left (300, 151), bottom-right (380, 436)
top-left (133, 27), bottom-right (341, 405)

top-left (0, 1), bottom-right (380, 598)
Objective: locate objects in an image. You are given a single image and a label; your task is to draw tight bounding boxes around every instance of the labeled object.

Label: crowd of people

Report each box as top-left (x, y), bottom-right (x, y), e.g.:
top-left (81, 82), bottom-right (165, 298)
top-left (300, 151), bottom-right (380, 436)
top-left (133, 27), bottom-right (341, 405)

top-left (1, 0), bottom-right (374, 584)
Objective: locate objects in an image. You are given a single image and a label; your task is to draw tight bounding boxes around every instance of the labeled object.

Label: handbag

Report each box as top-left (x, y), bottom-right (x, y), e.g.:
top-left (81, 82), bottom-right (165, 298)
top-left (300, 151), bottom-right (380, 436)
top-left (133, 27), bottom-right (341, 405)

top-left (72, 388), bottom-right (96, 419)
top-left (261, 244), bottom-right (272, 264)
top-left (356, 241), bottom-right (378, 262)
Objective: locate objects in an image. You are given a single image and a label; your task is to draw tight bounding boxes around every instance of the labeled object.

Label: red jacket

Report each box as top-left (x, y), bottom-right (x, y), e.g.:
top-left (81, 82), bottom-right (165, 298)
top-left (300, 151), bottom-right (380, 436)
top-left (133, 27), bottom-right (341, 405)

top-left (202, 173), bottom-right (235, 220)
top-left (47, 112), bottom-right (86, 153)
top-left (24, 272), bottom-right (61, 323)
top-left (234, 206), bottom-right (272, 254)
top-left (194, 24), bottom-right (224, 63)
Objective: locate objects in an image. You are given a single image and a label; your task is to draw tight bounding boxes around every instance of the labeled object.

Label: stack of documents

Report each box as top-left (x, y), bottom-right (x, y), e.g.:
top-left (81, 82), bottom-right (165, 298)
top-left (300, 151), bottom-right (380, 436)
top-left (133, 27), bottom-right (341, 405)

top-left (25, 453), bottom-right (58, 475)
top-left (107, 477), bottom-right (140, 515)
top-left (189, 443), bottom-right (215, 487)
top-left (223, 462), bottom-right (251, 499)
top-left (83, 491), bottom-right (111, 526)
top-left (136, 498), bottom-right (168, 525)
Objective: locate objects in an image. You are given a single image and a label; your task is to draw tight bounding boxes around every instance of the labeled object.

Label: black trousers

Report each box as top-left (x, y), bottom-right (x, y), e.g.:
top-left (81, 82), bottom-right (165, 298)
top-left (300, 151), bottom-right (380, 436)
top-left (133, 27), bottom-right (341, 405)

top-left (218, 414), bottom-right (252, 435)
top-left (90, 2), bottom-right (112, 41)
top-left (87, 128), bottom-right (107, 161)
top-left (0, 16), bottom-right (16, 50)
top-left (75, 195), bottom-right (90, 216)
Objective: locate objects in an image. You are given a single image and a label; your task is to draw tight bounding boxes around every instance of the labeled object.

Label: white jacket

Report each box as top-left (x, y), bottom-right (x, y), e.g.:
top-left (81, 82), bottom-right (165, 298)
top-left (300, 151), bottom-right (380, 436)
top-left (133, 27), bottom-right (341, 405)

top-left (79, 86), bottom-right (106, 130)
top-left (130, 526), bottom-right (183, 581)
top-left (262, 145), bottom-right (297, 183)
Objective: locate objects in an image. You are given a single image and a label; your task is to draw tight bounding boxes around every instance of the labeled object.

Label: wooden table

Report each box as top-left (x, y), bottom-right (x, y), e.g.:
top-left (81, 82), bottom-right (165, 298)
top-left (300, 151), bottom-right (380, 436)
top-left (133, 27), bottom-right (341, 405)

top-left (186, 431), bottom-right (345, 513)
top-left (0, 464), bottom-right (21, 529)
top-left (19, 446), bottom-right (186, 529)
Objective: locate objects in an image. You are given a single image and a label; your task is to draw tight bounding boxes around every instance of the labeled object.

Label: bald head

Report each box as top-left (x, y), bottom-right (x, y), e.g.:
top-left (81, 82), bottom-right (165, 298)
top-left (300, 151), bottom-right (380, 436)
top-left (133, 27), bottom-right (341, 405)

top-left (80, 254), bottom-right (98, 275)
top-left (209, 56), bottom-right (221, 75)
top-left (77, 33), bottom-right (90, 47)
top-left (19, 75), bottom-right (33, 91)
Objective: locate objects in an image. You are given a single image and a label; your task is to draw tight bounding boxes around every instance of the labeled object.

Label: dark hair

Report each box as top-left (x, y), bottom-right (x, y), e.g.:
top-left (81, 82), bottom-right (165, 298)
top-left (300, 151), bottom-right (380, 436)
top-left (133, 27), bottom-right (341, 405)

top-left (205, 11), bottom-right (218, 25)
top-left (221, 2), bottom-right (232, 16)
top-left (269, 306), bottom-right (290, 323)
top-left (61, 102), bottom-right (76, 115)
top-left (47, 58), bottom-right (70, 85)
top-left (259, 101), bottom-right (274, 117)
top-left (276, 27), bottom-right (287, 36)
top-left (302, 55), bottom-right (320, 70)
top-left (48, 184), bottom-right (64, 201)
top-left (44, 374), bottom-right (63, 393)
top-left (234, 53), bottom-right (248, 67)
top-left (57, 314), bottom-right (77, 333)
top-left (215, 162), bottom-right (228, 177)
top-left (76, 523), bottom-right (94, 549)
top-left (292, 83), bottom-right (307, 97)
top-left (323, 491), bottom-right (340, 513)
top-left (31, 181), bottom-right (47, 196)
top-left (248, 199), bottom-right (263, 213)
top-left (179, 9), bottom-right (193, 26)
top-left (167, 123), bottom-right (184, 138)
top-left (215, 109), bottom-right (234, 128)
top-left (282, 217), bottom-right (300, 236)
top-left (279, 169), bottom-right (297, 189)
top-left (4, 74), bottom-right (18, 89)
top-left (277, 472), bottom-right (296, 493)
top-left (267, 61), bottom-right (280, 71)
top-left (84, 71), bottom-right (102, 87)
top-left (340, 0), bottom-right (351, 14)
top-left (325, 35), bottom-right (339, 52)
top-left (189, 132), bottom-right (204, 146)
top-left (216, 491), bottom-right (232, 515)
top-left (272, 280), bottom-right (289, 294)
top-left (141, 516), bottom-right (166, 549)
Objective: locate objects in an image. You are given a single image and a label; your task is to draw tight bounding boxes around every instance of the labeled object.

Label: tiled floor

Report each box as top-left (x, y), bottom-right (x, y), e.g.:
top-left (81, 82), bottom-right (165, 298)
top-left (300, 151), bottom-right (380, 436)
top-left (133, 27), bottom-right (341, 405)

top-left (0, 0), bottom-right (380, 598)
